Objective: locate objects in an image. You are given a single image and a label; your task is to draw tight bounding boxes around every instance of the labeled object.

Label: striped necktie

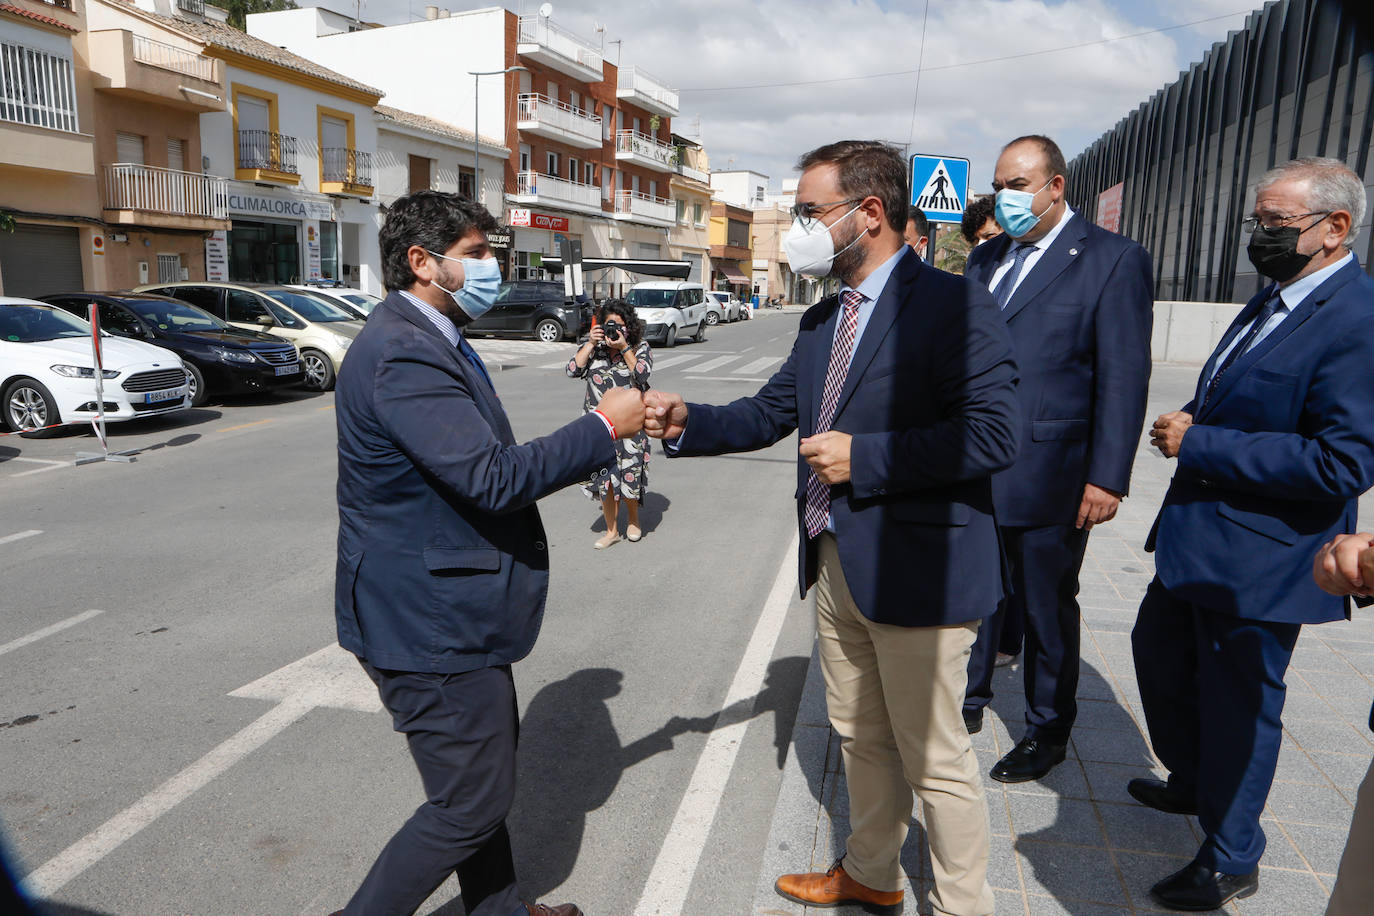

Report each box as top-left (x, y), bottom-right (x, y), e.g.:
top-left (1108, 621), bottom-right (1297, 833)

top-left (803, 289), bottom-right (864, 539)
top-left (1201, 290), bottom-right (1282, 409)
top-left (993, 243), bottom-right (1036, 310)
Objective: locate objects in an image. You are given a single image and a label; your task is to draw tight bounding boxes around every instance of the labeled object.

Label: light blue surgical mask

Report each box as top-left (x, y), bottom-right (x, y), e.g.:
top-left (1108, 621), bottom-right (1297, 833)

top-left (994, 179), bottom-right (1055, 238)
top-left (427, 251), bottom-right (502, 320)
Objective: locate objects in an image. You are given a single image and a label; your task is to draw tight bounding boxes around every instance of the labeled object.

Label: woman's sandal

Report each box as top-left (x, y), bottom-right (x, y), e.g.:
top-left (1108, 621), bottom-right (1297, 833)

top-left (594, 531), bottom-right (622, 549)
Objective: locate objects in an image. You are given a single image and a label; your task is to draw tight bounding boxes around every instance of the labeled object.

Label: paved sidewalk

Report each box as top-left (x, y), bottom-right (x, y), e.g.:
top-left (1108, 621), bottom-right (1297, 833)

top-left (752, 364), bottom-right (1374, 915)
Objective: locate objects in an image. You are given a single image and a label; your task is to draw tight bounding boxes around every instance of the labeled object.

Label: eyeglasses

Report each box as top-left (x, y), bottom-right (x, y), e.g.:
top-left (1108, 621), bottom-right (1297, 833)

top-left (789, 198), bottom-right (862, 229)
top-left (1242, 211), bottom-right (1329, 233)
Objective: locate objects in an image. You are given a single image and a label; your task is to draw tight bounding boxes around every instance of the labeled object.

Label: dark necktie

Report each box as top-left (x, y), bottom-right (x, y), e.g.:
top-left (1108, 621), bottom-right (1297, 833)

top-left (992, 243), bottom-right (1036, 310)
top-left (803, 289), bottom-right (863, 538)
top-left (1201, 291), bottom-right (1282, 409)
top-left (457, 334), bottom-right (493, 389)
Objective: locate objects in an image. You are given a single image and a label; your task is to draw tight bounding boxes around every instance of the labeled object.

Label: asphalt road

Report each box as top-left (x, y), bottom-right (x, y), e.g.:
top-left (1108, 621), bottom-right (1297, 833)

top-left (0, 310), bottom-right (815, 916)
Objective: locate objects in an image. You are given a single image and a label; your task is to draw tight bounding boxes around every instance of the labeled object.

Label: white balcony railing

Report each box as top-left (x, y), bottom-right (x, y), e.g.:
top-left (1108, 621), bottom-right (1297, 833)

top-left (614, 189), bottom-right (674, 225)
top-left (514, 170), bottom-right (601, 211)
top-left (104, 163), bottom-right (228, 220)
top-left (517, 16), bottom-right (602, 78)
top-left (615, 129), bottom-right (676, 171)
top-left (130, 34), bottom-right (214, 81)
top-left (676, 159), bottom-right (709, 183)
top-left (516, 93), bottom-right (602, 148)
top-left (616, 66), bottom-right (679, 116)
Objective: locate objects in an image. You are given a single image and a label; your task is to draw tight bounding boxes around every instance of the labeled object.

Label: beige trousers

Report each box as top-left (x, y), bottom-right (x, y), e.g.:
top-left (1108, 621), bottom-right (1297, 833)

top-left (814, 535), bottom-right (995, 916)
top-left (1326, 753), bottom-right (1374, 916)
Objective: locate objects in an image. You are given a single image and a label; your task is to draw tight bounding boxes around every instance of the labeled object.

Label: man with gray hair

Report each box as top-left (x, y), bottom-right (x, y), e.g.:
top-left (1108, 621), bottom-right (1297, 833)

top-left (1131, 157), bottom-right (1374, 911)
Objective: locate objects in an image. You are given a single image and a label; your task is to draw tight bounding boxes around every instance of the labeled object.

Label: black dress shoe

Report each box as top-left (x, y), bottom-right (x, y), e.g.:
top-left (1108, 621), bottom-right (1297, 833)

top-left (963, 708), bottom-right (983, 734)
top-left (1149, 861), bottom-right (1258, 911)
top-left (1128, 777), bottom-right (1197, 815)
top-left (989, 737), bottom-right (1067, 783)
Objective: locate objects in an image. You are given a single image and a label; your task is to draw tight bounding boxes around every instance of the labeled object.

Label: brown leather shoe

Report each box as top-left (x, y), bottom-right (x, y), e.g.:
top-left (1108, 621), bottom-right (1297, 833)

top-left (774, 860), bottom-right (903, 909)
top-left (524, 903), bottom-right (583, 916)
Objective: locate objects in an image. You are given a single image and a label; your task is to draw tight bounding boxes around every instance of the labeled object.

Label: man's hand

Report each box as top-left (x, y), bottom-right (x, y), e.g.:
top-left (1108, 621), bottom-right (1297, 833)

top-left (799, 431), bottom-right (852, 484)
top-left (643, 390), bottom-right (688, 440)
top-left (598, 387), bottom-right (645, 438)
top-left (1077, 482), bottom-right (1121, 530)
top-left (1313, 532), bottom-right (1374, 597)
top-left (1150, 410), bottom-right (1193, 458)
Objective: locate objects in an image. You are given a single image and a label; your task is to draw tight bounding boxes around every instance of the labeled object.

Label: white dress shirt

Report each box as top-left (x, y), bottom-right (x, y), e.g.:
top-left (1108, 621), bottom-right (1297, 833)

top-left (1204, 252), bottom-right (1353, 386)
top-left (986, 206), bottom-right (1077, 299)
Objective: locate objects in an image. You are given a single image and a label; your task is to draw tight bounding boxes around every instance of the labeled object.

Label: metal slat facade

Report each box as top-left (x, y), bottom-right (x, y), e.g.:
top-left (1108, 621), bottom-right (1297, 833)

top-left (1066, 0), bottom-right (1374, 304)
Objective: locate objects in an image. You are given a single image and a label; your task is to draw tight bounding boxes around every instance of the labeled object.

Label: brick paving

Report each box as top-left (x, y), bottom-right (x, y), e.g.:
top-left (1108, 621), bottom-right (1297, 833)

top-left (752, 364), bottom-right (1374, 915)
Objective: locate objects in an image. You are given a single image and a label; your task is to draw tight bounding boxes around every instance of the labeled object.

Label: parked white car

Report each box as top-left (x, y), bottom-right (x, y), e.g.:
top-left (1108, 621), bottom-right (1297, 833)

top-left (289, 284), bottom-right (384, 318)
top-left (0, 297), bottom-right (189, 435)
top-left (625, 281), bottom-right (708, 347)
top-left (707, 290), bottom-right (743, 323)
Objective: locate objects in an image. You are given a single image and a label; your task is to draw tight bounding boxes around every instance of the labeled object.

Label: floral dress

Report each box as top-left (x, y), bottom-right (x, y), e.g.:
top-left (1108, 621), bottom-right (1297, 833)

top-left (566, 340), bottom-right (653, 502)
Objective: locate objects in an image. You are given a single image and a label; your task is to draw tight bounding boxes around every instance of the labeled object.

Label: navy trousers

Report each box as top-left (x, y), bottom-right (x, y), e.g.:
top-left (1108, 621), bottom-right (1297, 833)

top-left (965, 523), bottom-right (1089, 742)
top-left (1132, 579), bottom-right (1301, 873)
top-left (345, 660), bottom-right (524, 916)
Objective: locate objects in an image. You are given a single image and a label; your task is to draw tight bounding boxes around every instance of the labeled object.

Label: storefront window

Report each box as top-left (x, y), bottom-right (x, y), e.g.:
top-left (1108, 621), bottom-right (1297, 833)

top-left (228, 220), bottom-right (300, 284)
top-left (319, 221), bottom-right (338, 281)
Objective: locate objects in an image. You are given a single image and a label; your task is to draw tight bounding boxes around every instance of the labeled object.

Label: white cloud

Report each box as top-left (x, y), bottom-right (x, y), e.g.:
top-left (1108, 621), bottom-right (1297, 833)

top-left (320, 0), bottom-right (1255, 198)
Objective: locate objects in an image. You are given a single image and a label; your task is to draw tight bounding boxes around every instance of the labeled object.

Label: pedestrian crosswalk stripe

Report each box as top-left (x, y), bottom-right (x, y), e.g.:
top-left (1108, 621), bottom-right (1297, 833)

top-left (689, 354), bottom-right (744, 373)
top-left (734, 357), bottom-right (782, 375)
top-left (648, 352), bottom-right (706, 369)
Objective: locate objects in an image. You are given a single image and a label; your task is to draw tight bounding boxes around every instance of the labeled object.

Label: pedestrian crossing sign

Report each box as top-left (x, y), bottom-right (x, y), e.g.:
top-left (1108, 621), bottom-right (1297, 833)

top-left (910, 154), bottom-right (970, 222)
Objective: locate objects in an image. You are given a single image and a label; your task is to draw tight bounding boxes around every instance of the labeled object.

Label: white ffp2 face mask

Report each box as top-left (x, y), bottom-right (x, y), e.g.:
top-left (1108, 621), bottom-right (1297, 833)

top-left (783, 204), bottom-right (865, 277)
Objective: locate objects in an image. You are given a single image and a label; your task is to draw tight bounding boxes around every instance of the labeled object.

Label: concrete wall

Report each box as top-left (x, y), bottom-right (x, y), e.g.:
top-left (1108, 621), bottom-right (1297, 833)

top-left (1152, 300), bottom-right (1245, 365)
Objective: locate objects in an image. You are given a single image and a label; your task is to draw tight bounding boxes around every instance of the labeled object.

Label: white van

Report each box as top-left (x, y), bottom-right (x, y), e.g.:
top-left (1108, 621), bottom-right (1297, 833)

top-left (625, 281), bottom-right (708, 347)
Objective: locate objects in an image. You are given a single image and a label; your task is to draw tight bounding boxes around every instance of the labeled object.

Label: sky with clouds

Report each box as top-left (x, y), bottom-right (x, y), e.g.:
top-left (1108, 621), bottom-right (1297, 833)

top-left (304, 0), bottom-right (1258, 199)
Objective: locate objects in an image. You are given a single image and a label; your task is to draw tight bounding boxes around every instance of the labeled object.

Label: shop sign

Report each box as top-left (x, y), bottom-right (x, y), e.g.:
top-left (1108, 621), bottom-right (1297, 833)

top-left (205, 230), bottom-right (228, 281)
top-left (508, 208), bottom-right (569, 232)
top-left (487, 229), bottom-right (512, 249)
top-left (1096, 182), bottom-right (1125, 234)
top-left (227, 191), bottom-right (334, 222)
top-left (305, 222), bottom-right (322, 281)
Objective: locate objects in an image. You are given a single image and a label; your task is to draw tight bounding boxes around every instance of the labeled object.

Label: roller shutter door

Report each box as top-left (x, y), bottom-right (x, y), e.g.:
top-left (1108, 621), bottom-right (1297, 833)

top-left (0, 225), bottom-right (84, 298)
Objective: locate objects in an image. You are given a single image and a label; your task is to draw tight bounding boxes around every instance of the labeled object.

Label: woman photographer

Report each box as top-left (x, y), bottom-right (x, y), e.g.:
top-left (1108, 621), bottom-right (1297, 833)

top-left (566, 299), bottom-right (653, 548)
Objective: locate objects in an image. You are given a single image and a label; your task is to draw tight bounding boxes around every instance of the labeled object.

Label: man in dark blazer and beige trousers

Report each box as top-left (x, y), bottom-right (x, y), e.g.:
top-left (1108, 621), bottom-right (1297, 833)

top-left (646, 140), bottom-right (1020, 916)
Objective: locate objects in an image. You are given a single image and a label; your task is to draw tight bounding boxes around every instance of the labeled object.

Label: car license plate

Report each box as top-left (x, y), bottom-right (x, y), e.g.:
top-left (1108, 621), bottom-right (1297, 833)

top-left (144, 388), bottom-right (183, 404)
top-left (275, 364), bottom-right (300, 376)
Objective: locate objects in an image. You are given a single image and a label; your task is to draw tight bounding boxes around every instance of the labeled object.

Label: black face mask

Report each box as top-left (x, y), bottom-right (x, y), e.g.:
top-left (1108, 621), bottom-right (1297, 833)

top-left (1246, 215), bottom-right (1327, 282)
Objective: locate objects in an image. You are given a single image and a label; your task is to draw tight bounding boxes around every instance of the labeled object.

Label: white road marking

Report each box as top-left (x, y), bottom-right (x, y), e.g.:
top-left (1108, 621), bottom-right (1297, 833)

top-left (734, 357), bottom-right (783, 375)
top-left (683, 376), bottom-right (771, 383)
top-left (0, 529), bottom-right (42, 546)
top-left (633, 532), bottom-right (800, 916)
top-left (0, 609), bottom-right (103, 658)
top-left (25, 644), bottom-right (380, 898)
top-left (8, 458), bottom-right (72, 477)
top-left (650, 353), bottom-right (710, 370)
top-left (687, 354), bottom-right (744, 374)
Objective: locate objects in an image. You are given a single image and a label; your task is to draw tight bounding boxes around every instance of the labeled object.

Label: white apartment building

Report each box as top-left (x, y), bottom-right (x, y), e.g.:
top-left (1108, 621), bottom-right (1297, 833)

top-left (249, 5), bottom-right (682, 295)
top-left (99, 0), bottom-right (386, 291)
top-left (709, 169), bottom-right (769, 209)
top-left (373, 104), bottom-right (510, 277)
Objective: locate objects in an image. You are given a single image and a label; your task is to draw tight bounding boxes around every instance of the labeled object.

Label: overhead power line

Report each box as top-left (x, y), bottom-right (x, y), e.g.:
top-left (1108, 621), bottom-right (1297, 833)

top-left (678, 9), bottom-right (1250, 94)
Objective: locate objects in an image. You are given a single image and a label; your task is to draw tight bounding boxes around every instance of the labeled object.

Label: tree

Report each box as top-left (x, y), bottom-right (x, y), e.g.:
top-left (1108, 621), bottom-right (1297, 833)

top-left (0, 210), bottom-right (14, 233)
top-left (205, 0), bottom-right (297, 30)
top-left (934, 225), bottom-right (972, 275)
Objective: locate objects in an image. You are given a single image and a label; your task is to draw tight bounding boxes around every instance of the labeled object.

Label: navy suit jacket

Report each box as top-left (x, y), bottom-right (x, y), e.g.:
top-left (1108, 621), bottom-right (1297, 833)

top-left (334, 292), bottom-right (616, 672)
top-left (1147, 258), bottom-right (1374, 624)
top-left (672, 249), bottom-right (1020, 627)
top-left (965, 213), bottom-right (1154, 526)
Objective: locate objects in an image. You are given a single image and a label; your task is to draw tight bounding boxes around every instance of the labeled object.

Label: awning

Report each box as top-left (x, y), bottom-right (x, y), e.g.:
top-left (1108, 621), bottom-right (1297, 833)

top-left (717, 263), bottom-right (749, 284)
top-left (539, 256), bottom-right (690, 279)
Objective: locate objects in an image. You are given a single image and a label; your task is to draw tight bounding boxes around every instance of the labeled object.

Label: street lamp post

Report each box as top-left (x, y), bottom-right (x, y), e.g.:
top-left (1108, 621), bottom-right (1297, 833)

top-left (468, 66), bottom-right (527, 205)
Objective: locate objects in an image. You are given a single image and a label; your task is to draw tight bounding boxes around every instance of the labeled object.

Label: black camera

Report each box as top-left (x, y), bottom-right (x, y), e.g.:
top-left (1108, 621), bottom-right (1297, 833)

top-left (603, 321), bottom-right (624, 342)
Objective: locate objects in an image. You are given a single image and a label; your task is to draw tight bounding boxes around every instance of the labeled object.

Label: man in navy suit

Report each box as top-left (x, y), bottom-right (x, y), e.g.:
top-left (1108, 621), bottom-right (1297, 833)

top-left (961, 136), bottom-right (1154, 782)
top-left (331, 191), bottom-right (645, 916)
top-left (645, 141), bottom-right (1019, 916)
top-left (1132, 157), bottom-right (1374, 911)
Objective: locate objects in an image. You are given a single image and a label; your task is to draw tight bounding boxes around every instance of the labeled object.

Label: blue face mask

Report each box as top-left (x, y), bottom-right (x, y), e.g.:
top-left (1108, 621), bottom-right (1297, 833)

top-left (427, 251), bottom-right (502, 320)
top-left (994, 179), bottom-right (1054, 238)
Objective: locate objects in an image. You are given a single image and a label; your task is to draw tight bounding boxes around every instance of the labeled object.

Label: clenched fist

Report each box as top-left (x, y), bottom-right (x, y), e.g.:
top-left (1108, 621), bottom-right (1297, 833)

top-left (598, 387), bottom-right (645, 438)
top-left (643, 390), bottom-right (688, 440)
